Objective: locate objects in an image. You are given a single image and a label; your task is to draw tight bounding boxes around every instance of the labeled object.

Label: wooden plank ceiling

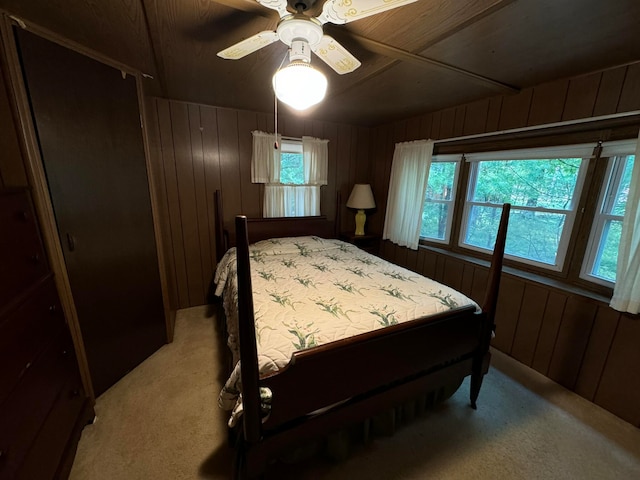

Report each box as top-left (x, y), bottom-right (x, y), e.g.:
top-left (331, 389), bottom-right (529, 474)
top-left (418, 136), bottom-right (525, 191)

top-left (1, 0), bottom-right (639, 127)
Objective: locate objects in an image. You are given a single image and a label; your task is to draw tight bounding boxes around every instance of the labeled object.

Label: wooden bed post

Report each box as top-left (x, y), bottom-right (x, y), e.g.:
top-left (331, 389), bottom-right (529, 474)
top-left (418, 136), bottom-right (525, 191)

top-left (235, 216), bottom-right (262, 448)
top-left (470, 203), bottom-right (510, 409)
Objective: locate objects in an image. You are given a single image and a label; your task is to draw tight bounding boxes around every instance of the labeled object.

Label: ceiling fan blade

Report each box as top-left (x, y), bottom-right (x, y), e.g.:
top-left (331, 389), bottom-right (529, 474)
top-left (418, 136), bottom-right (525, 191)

top-left (312, 35), bottom-right (361, 74)
top-left (217, 31), bottom-right (280, 59)
top-left (256, 0), bottom-right (290, 17)
top-left (318, 0), bottom-right (418, 25)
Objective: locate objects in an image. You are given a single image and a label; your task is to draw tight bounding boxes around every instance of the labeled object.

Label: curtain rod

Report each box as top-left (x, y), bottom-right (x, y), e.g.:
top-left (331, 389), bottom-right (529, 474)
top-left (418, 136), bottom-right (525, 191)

top-left (431, 110), bottom-right (640, 146)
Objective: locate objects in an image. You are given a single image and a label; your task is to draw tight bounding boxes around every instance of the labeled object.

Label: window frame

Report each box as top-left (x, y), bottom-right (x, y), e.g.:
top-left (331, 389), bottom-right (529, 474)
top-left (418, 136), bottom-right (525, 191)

top-left (419, 154), bottom-right (462, 245)
top-left (458, 149), bottom-right (590, 272)
top-left (580, 150), bottom-right (635, 286)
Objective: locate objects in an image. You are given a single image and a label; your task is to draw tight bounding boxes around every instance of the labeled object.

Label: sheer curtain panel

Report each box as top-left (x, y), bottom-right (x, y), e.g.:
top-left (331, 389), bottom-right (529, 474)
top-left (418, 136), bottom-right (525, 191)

top-left (302, 136), bottom-right (329, 185)
top-left (251, 131), bottom-right (280, 183)
top-left (610, 130), bottom-right (640, 314)
top-left (383, 140), bottom-right (434, 250)
top-left (264, 185), bottom-right (320, 217)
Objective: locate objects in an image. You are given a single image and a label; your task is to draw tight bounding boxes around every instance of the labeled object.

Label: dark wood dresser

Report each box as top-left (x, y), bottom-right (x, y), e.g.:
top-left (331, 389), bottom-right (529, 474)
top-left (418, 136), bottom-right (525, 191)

top-left (0, 188), bottom-right (94, 480)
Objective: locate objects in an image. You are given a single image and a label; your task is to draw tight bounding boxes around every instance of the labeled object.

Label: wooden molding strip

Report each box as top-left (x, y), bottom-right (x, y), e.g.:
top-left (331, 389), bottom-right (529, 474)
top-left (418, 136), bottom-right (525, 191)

top-left (2, 10), bottom-right (144, 77)
top-left (137, 74), bottom-right (177, 341)
top-left (329, 28), bottom-right (519, 94)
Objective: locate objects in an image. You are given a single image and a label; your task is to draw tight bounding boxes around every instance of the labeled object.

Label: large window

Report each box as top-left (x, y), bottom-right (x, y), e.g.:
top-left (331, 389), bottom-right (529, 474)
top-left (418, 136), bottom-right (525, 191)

top-left (410, 135), bottom-right (639, 290)
top-left (461, 145), bottom-right (591, 271)
top-left (420, 156), bottom-right (460, 243)
top-left (581, 142), bottom-right (636, 286)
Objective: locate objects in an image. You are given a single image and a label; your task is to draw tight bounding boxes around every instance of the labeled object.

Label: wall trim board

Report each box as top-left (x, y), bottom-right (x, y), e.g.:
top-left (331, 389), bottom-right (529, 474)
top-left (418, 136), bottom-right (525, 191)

top-left (2, 10), bottom-right (141, 77)
top-left (138, 76), bottom-right (176, 341)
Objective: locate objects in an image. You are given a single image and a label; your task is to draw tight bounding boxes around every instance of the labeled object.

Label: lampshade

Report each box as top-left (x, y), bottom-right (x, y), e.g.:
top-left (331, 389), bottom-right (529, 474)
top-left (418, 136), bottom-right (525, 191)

top-left (272, 61), bottom-right (327, 111)
top-left (346, 184), bottom-right (375, 209)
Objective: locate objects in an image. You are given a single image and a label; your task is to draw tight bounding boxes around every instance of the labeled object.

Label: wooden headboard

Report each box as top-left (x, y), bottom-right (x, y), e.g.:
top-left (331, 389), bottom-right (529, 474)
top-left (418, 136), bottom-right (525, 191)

top-left (214, 190), bottom-right (340, 261)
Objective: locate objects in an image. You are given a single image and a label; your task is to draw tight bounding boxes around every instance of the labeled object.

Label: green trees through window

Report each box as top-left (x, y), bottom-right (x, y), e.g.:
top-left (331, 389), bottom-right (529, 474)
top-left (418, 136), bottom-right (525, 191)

top-left (419, 142), bottom-right (636, 285)
top-left (280, 152), bottom-right (304, 185)
top-left (420, 161), bottom-right (457, 241)
top-left (465, 158), bottom-right (583, 267)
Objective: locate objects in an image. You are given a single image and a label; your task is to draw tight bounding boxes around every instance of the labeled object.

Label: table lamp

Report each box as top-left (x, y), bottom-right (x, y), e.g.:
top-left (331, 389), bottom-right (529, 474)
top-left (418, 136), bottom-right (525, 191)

top-left (346, 184), bottom-right (375, 236)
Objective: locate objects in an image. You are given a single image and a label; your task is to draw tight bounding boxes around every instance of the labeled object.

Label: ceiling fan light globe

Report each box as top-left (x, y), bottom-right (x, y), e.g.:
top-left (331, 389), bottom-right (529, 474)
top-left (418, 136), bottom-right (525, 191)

top-left (273, 62), bottom-right (327, 111)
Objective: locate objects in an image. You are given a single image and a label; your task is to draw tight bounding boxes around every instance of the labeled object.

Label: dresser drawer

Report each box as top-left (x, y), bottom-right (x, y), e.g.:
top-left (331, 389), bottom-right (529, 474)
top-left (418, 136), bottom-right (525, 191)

top-left (0, 190), bottom-right (49, 313)
top-left (15, 365), bottom-right (87, 480)
top-left (0, 329), bottom-right (76, 479)
top-left (0, 275), bottom-right (65, 405)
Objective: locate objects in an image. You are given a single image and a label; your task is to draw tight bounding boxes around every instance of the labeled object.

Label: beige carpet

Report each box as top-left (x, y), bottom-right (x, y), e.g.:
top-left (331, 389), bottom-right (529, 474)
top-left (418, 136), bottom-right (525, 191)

top-left (69, 305), bottom-right (640, 480)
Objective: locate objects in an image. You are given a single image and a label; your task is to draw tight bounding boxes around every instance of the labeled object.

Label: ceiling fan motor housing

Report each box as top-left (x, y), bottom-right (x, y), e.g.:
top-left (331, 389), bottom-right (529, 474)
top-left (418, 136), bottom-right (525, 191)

top-left (289, 0), bottom-right (317, 12)
top-left (277, 15), bottom-right (323, 50)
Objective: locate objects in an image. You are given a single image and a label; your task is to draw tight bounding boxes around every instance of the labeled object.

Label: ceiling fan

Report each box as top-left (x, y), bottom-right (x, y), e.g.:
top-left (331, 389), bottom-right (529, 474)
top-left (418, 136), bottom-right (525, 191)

top-left (217, 0), bottom-right (418, 75)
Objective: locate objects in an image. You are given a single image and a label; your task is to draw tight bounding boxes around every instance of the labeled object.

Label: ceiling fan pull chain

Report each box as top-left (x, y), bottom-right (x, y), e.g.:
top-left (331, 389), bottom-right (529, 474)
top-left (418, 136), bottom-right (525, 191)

top-left (274, 91), bottom-right (279, 150)
top-left (274, 48), bottom-right (290, 149)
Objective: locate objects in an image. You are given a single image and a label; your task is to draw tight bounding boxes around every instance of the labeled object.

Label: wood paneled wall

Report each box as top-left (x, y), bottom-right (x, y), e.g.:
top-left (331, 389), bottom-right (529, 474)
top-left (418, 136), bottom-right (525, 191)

top-left (371, 63), bottom-right (640, 427)
top-left (382, 242), bottom-right (640, 428)
top-left (144, 63), bottom-right (640, 426)
top-left (367, 63), bottom-right (640, 235)
top-left (145, 98), bottom-right (371, 309)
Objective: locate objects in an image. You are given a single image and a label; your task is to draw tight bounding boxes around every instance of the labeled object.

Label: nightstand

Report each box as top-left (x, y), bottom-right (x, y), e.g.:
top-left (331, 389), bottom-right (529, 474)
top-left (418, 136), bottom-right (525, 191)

top-left (339, 232), bottom-right (381, 255)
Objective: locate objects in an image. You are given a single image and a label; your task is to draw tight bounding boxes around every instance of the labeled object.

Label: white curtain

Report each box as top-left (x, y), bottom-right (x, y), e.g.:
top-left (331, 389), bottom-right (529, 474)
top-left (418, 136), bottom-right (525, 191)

top-left (610, 130), bottom-right (640, 314)
top-left (302, 136), bottom-right (329, 185)
top-left (253, 132), bottom-right (328, 217)
top-left (251, 131), bottom-right (280, 183)
top-left (383, 140), bottom-right (434, 250)
top-left (264, 185), bottom-right (320, 217)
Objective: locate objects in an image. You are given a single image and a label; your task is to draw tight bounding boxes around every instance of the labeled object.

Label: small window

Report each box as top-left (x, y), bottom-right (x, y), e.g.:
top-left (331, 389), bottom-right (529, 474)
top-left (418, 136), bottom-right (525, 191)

top-left (420, 157), bottom-right (460, 243)
top-left (280, 140), bottom-right (304, 185)
top-left (461, 146), bottom-right (590, 271)
top-left (581, 153), bottom-right (635, 286)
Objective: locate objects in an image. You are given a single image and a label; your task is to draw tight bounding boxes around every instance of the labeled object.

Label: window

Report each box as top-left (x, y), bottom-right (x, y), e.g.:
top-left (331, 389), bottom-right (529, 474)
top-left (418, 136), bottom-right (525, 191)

top-left (582, 143), bottom-right (636, 286)
top-left (420, 156), bottom-right (460, 243)
top-left (278, 139), bottom-right (306, 217)
top-left (251, 131), bottom-right (328, 218)
top-left (461, 145), bottom-right (591, 271)
top-left (280, 139), bottom-right (304, 185)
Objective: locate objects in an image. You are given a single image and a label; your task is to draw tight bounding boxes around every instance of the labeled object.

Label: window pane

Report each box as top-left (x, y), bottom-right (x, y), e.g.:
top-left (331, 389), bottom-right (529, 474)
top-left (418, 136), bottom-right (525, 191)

top-left (426, 162), bottom-right (456, 200)
top-left (420, 161), bottom-right (457, 241)
top-left (280, 152), bottom-right (304, 184)
top-left (465, 205), bottom-right (565, 265)
top-left (472, 159), bottom-right (582, 209)
top-left (612, 155), bottom-right (634, 215)
top-left (421, 202), bottom-right (448, 240)
top-left (593, 219), bottom-right (622, 281)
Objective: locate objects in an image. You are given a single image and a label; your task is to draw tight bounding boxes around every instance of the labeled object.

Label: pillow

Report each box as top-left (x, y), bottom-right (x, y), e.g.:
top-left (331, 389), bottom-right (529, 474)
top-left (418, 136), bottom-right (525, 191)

top-left (249, 236), bottom-right (341, 257)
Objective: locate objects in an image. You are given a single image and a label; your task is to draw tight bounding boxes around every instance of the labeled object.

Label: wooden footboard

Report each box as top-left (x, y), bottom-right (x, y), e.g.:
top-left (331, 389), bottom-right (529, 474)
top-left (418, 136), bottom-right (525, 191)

top-left (261, 304), bottom-right (482, 429)
top-left (226, 199), bottom-right (510, 478)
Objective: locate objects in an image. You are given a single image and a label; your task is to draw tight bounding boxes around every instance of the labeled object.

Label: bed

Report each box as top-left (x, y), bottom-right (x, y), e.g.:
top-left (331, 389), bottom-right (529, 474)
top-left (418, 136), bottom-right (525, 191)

top-left (213, 191), bottom-right (510, 478)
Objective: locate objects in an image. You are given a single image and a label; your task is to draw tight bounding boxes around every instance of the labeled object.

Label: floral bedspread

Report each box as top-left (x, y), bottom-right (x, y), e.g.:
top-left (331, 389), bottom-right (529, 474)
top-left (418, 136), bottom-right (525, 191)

top-left (214, 236), bottom-right (478, 425)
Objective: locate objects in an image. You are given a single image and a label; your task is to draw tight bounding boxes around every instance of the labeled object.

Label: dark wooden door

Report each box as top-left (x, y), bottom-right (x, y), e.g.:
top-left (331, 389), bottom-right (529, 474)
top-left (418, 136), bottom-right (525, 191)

top-left (16, 29), bottom-right (166, 396)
